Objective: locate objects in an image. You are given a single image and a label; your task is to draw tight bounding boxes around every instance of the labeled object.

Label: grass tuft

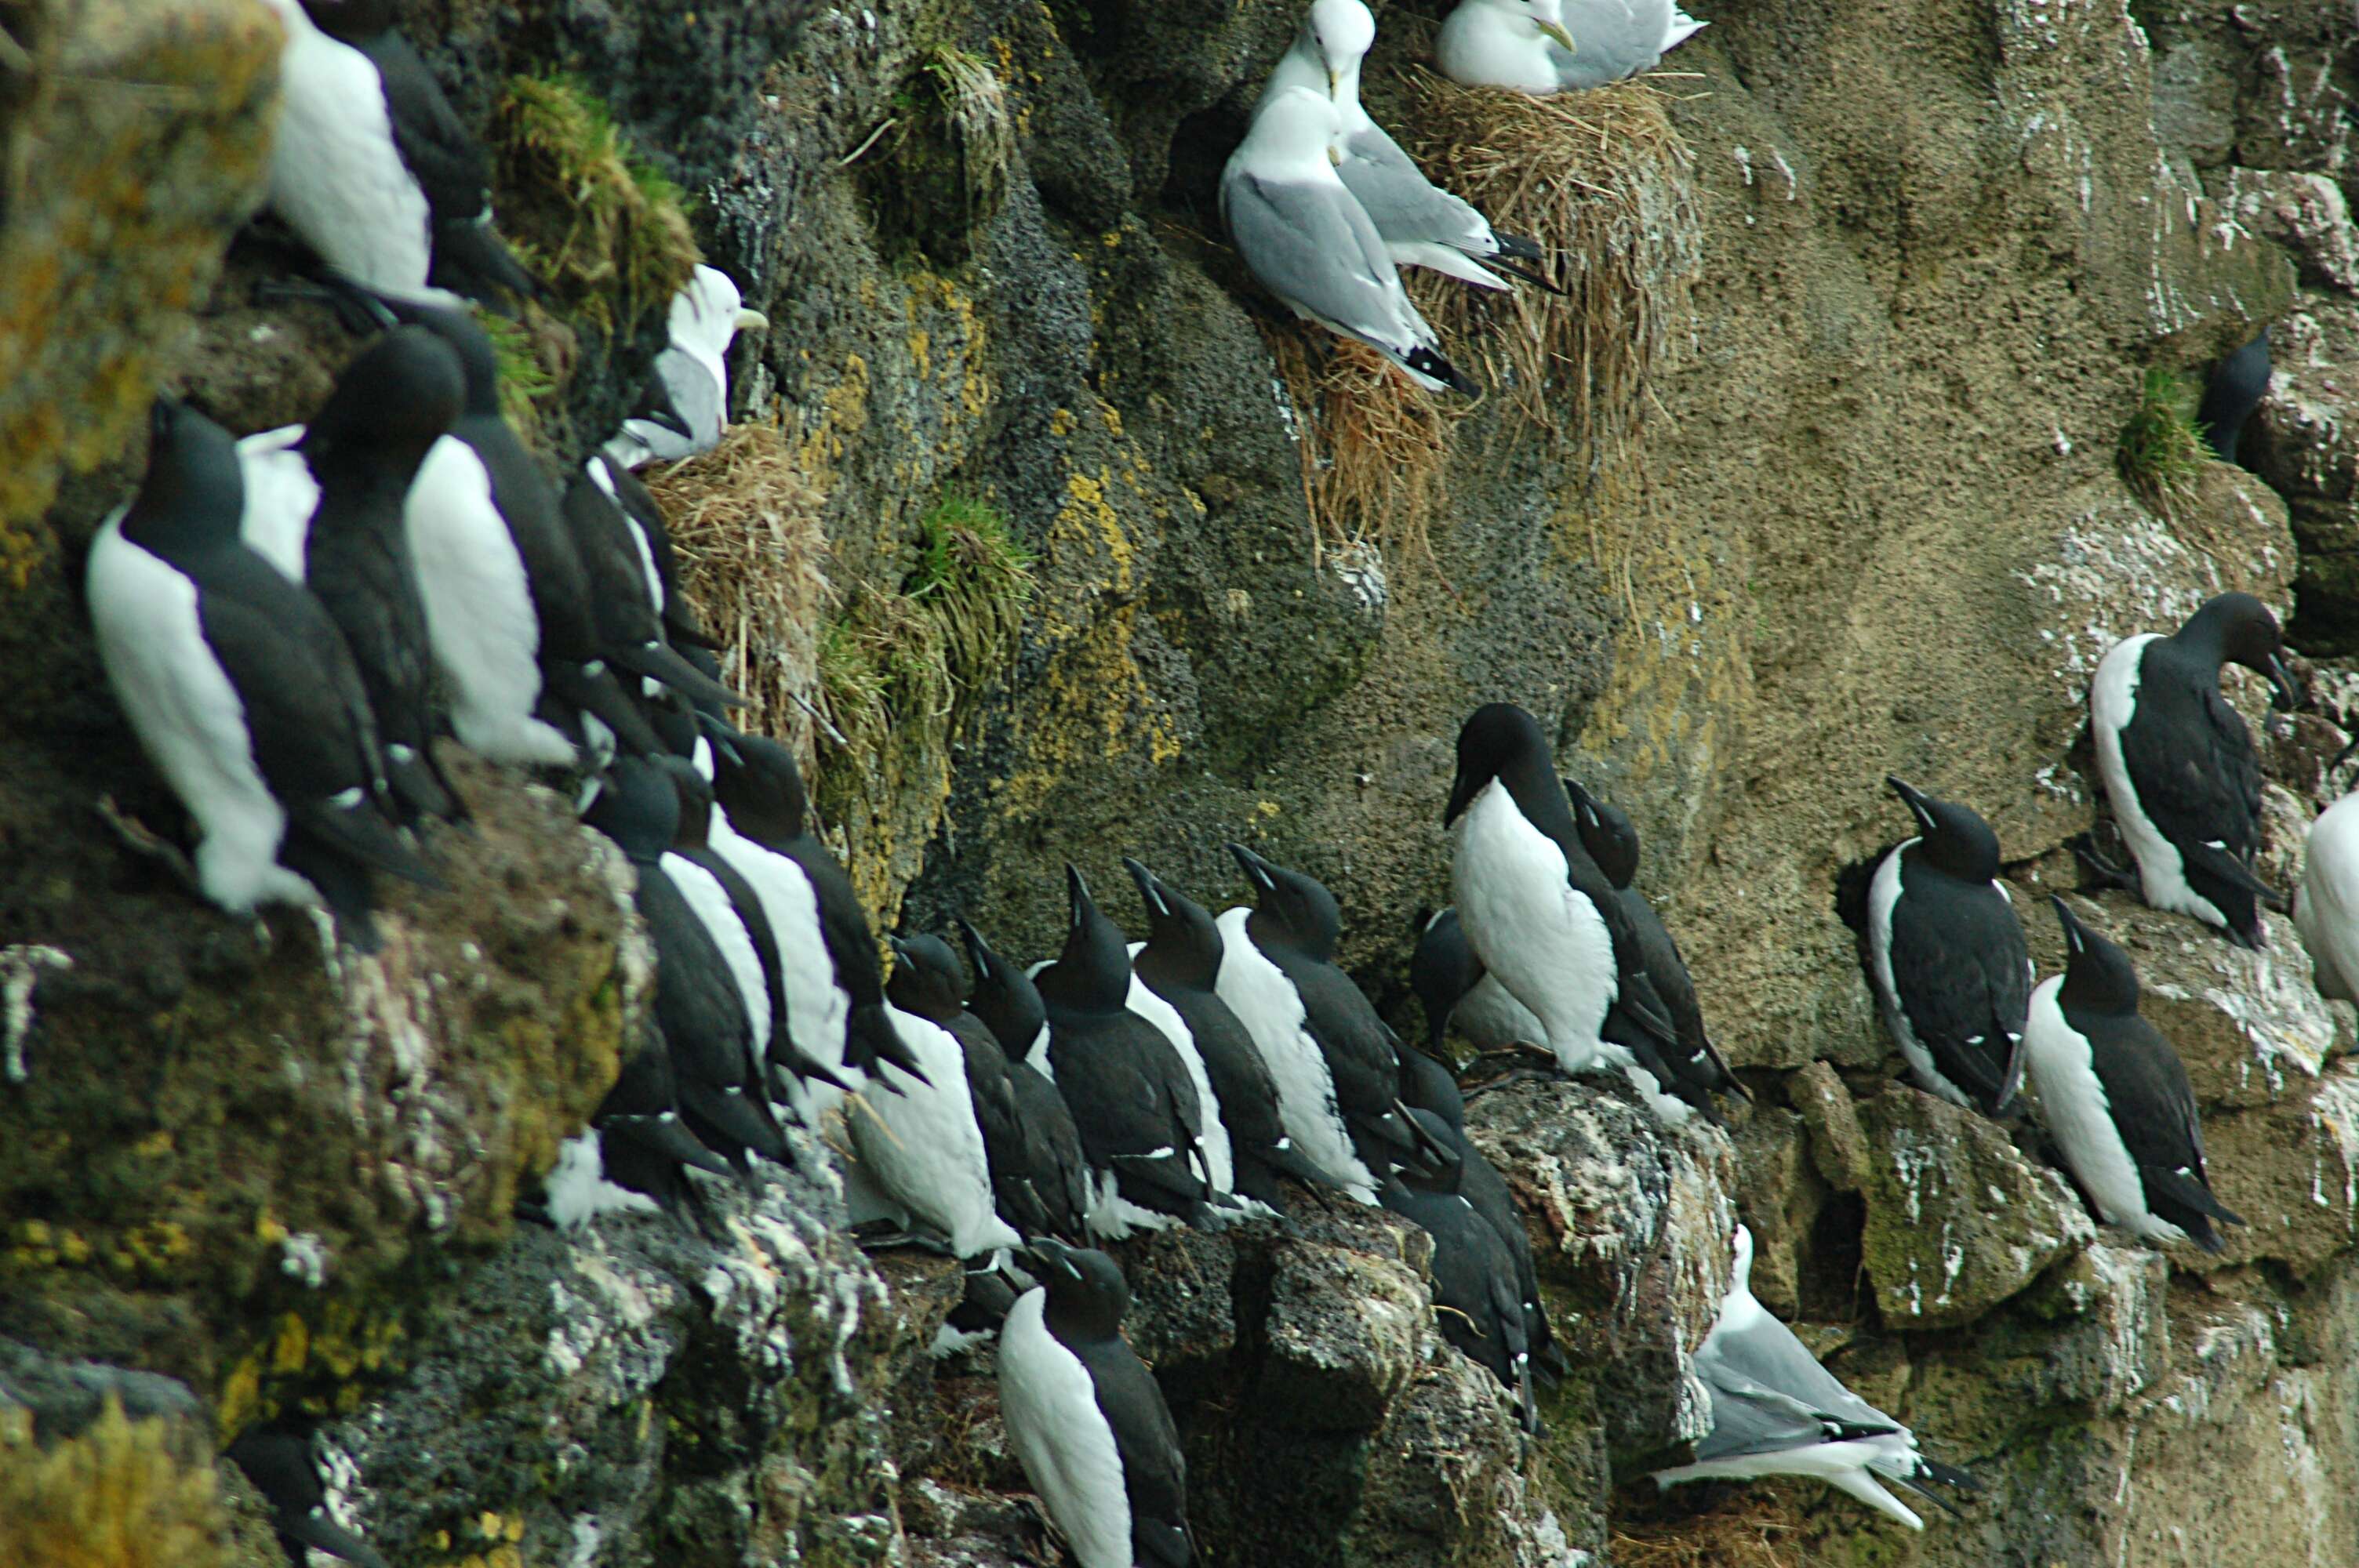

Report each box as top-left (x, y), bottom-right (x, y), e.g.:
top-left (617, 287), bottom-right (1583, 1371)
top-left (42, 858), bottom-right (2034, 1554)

top-left (922, 46), bottom-right (1016, 225)
top-left (492, 74), bottom-right (700, 339)
top-left (644, 423), bottom-right (832, 757)
top-left (2119, 365), bottom-right (2206, 515)
top-left (480, 306), bottom-right (556, 445)
top-left (907, 488), bottom-right (1034, 688)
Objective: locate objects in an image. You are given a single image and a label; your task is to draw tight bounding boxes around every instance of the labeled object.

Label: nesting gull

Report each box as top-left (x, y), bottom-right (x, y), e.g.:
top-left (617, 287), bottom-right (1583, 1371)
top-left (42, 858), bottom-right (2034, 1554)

top-left (1257, 0), bottom-right (1552, 293)
top-left (1223, 85), bottom-right (1478, 394)
top-left (1440, 0), bottom-right (1706, 96)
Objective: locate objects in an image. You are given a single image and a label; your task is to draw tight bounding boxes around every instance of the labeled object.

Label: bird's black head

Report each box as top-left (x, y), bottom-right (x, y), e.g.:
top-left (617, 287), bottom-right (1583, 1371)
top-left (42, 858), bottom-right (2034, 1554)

top-left (1445, 702), bottom-right (1551, 828)
top-left (119, 398), bottom-right (248, 562)
top-left (2051, 896), bottom-right (2142, 1016)
top-left (1038, 865), bottom-right (1135, 1013)
top-left (709, 728), bottom-right (809, 846)
top-left (1396, 1107), bottom-right (1465, 1192)
top-left (1228, 843), bottom-right (1342, 959)
top-left (1394, 1039), bottom-right (1467, 1130)
top-left (1408, 906), bottom-right (1481, 1056)
top-left (957, 915), bottom-right (1047, 1058)
top-left (308, 327), bottom-right (464, 469)
top-left (384, 300), bottom-right (503, 418)
top-left (1029, 1236), bottom-right (1131, 1335)
top-left (887, 933), bottom-right (969, 1022)
top-left (1563, 777), bottom-right (1640, 891)
top-left (297, 0), bottom-right (396, 40)
top-left (1125, 857), bottom-right (1222, 989)
top-left (2179, 592), bottom-right (2299, 711)
top-left (582, 756), bottom-right (678, 862)
top-left (1887, 775), bottom-right (2002, 883)
top-left (638, 688), bottom-right (701, 762)
top-left (660, 754), bottom-right (714, 851)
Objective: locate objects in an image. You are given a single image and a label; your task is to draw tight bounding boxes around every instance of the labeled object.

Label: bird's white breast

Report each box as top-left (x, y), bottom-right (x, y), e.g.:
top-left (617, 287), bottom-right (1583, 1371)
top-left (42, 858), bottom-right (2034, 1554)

top-left (233, 425), bottom-right (320, 580)
top-left (2091, 633), bottom-right (2219, 926)
top-left (2299, 793), bottom-right (2359, 1004)
top-left (2022, 978), bottom-right (2175, 1243)
top-left (1451, 780), bottom-right (1616, 1072)
top-left (1213, 908), bottom-right (1375, 1197)
top-left (1125, 970), bottom-right (1234, 1195)
top-left (664, 852), bottom-right (771, 1069)
top-left (997, 1290), bottom-right (1135, 1568)
top-left (850, 1007), bottom-right (1018, 1258)
top-left (85, 516), bottom-right (297, 914)
top-left (263, 13), bottom-right (438, 299)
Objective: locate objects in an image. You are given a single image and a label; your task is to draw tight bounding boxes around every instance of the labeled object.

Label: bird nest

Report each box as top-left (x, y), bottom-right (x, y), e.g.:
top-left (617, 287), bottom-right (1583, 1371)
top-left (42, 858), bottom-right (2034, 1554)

top-left (1264, 71), bottom-right (1701, 582)
top-left (1609, 1484), bottom-right (1812, 1568)
top-left (1405, 70), bottom-right (1702, 477)
top-left (642, 421), bottom-right (831, 760)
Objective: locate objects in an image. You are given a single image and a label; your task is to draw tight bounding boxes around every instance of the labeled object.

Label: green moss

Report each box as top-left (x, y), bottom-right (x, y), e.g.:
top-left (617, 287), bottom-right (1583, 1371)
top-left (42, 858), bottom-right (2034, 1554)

top-left (2119, 366), bottom-right (2205, 514)
top-left (907, 489), bottom-right (1033, 686)
top-left (480, 307), bottom-right (554, 445)
top-left (491, 74), bottom-right (700, 339)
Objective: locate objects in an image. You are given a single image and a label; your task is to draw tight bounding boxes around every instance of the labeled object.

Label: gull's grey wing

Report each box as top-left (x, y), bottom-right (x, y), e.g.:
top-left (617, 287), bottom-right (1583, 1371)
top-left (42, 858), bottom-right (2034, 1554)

top-left (1550, 0), bottom-right (1662, 89)
top-left (1223, 169), bottom-right (1414, 348)
top-left (1697, 1312), bottom-right (1898, 1436)
top-left (1336, 122), bottom-right (1488, 251)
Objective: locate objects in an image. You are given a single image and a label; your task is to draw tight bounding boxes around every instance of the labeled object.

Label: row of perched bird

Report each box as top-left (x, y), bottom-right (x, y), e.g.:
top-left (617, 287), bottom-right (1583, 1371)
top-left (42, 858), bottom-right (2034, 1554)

top-left (1220, 0), bottom-right (1706, 394)
top-left (85, 0), bottom-right (2317, 1559)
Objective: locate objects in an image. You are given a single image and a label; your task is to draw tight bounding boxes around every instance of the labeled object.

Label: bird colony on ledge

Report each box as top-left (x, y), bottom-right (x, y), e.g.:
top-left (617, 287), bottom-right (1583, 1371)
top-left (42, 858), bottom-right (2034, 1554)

top-left (63, 0), bottom-right (2332, 1562)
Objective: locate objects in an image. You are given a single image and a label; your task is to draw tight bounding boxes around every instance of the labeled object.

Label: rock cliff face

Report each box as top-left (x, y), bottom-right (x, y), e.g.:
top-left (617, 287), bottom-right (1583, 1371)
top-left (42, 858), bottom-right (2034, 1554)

top-left (7, 0), bottom-right (2359, 1564)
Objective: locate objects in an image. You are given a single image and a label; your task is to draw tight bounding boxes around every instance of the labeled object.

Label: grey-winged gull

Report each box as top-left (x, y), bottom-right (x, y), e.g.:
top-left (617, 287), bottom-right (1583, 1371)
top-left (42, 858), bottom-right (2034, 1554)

top-left (1256, 0), bottom-right (1554, 293)
top-left (605, 265), bottom-right (771, 470)
top-left (1651, 1225), bottom-right (1976, 1530)
top-left (1439, 0), bottom-right (1706, 95)
top-left (1223, 85), bottom-right (1478, 394)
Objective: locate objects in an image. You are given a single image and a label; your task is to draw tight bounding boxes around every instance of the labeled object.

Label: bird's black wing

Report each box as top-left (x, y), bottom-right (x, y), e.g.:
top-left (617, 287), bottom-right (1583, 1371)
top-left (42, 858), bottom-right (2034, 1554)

top-left (2088, 1013), bottom-right (2243, 1246)
top-left (2116, 652), bottom-right (2265, 864)
top-left (1888, 868), bottom-right (2031, 1112)
top-left (194, 546), bottom-right (379, 804)
top-left (1073, 1335), bottom-right (1191, 1568)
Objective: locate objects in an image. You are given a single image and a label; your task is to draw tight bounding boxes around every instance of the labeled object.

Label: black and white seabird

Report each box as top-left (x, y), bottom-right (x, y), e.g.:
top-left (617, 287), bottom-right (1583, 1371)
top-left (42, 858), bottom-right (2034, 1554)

top-left (1126, 857), bottom-right (1331, 1211)
top-left (2024, 898), bottom-right (2245, 1253)
top-left (706, 727), bottom-right (921, 1088)
top-left (998, 1240), bottom-right (1194, 1568)
top-left (544, 1018), bottom-right (732, 1229)
top-left (892, 934), bottom-right (1092, 1244)
top-left (562, 466), bottom-right (743, 713)
top-left (1443, 704), bottom-right (1683, 1083)
top-left (237, 326), bottom-right (469, 825)
top-left (2296, 793), bottom-right (2359, 1004)
top-left (1652, 1225), bottom-right (1975, 1530)
top-left (1392, 1044), bottom-right (1559, 1380)
top-left (2199, 328), bottom-right (2272, 468)
top-left (1033, 867), bottom-right (1218, 1237)
top-left (590, 456), bottom-right (716, 655)
top-left (1257, 0), bottom-right (1554, 294)
top-left (1220, 844), bottom-right (1430, 1194)
top-left (87, 401), bottom-right (438, 949)
top-left (253, 0), bottom-right (533, 312)
top-left (1379, 1110), bottom-right (1539, 1431)
top-left (1565, 779), bottom-right (1748, 1119)
top-left (226, 1425), bottom-right (391, 1568)
top-left (657, 757), bottom-right (792, 1109)
top-left (583, 756), bottom-right (789, 1170)
top-left (2087, 593), bottom-right (2298, 949)
top-left (957, 916), bottom-right (1096, 1243)
top-left (841, 942), bottom-right (1022, 1259)
top-left (1858, 777), bottom-right (2030, 1117)
top-left (603, 265), bottom-right (771, 470)
top-left (396, 303), bottom-right (669, 765)
top-left (1408, 906), bottom-right (1547, 1057)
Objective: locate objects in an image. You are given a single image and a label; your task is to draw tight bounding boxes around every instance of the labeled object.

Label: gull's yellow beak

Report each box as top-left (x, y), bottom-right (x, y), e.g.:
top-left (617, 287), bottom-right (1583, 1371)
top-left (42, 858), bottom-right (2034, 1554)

top-left (1537, 19), bottom-right (1576, 51)
top-left (1328, 67), bottom-right (1340, 92)
top-left (1329, 143), bottom-right (1344, 165)
top-left (734, 308), bottom-right (770, 332)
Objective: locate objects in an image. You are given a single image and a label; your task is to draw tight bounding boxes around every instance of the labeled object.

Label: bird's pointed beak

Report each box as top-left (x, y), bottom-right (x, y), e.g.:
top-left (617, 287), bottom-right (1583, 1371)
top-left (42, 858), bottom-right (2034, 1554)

top-left (1327, 67), bottom-right (1340, 93)
top-left (954, 913), bottom-right (998, 978)
top-left (1537, 19), bottom-right (1577, 52)
top-left (1227, 841), bottom-right (1274, 892)
top-left (1885, 775), bottom-right (1936, 833)
top-left (1443, 770), bottom-right (1479, 829)
top-left (734, 307), bottom-right (770, 333)
top-left (1123, 855), bottom-right (1171, 920)
top-left (2049, 894), bottom-right (2088, 955)
top-left (1065, 863), bottom-right (1096, 926)
top-left (2265, 652), bottom-right (2301, 713)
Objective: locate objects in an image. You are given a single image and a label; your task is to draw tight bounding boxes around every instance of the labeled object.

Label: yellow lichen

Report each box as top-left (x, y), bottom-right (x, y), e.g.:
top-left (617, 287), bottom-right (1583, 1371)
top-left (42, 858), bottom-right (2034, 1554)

top-left (0, 1396), bottom-right (228, 1568)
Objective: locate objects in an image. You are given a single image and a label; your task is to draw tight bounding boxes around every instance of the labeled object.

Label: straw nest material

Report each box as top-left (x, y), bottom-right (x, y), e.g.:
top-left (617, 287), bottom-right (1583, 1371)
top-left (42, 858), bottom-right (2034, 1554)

top-left (643, 422), bottom-right (831, 760)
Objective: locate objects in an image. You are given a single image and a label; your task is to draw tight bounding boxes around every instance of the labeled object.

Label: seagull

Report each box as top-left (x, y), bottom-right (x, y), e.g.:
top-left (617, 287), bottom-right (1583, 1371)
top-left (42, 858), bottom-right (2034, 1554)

top-left (1652, 1225), bottom-right (1976, 1529)
top-left (1222, 85), bottom-right (1478, 394)
top-left (1256, 0), bottom-right (1553, 294)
